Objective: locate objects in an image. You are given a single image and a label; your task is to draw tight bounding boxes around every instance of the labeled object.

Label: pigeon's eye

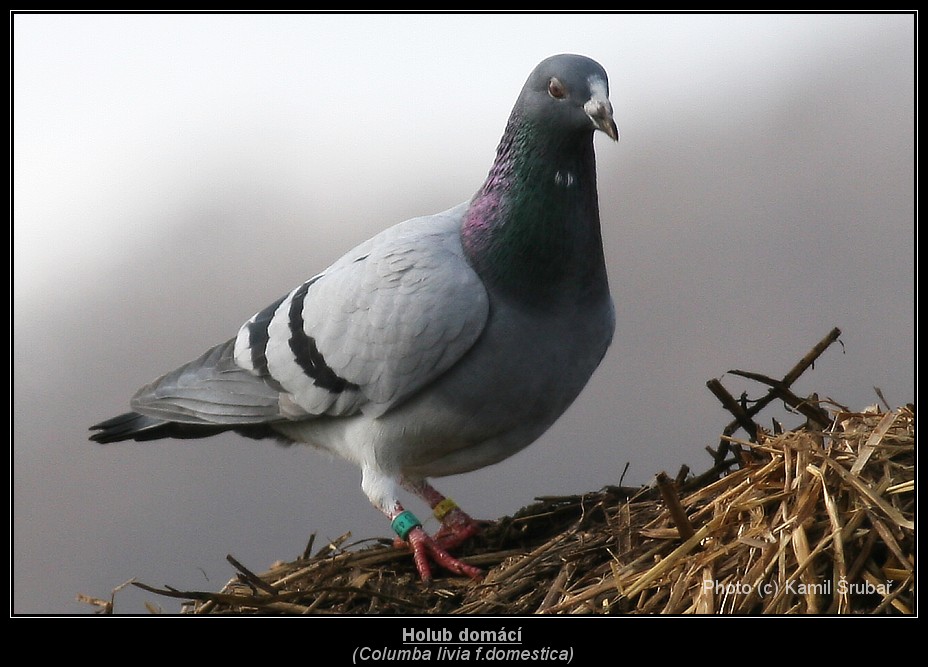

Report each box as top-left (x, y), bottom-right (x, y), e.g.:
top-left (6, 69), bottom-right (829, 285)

top-left (547, 77), bottom-right (567, 99)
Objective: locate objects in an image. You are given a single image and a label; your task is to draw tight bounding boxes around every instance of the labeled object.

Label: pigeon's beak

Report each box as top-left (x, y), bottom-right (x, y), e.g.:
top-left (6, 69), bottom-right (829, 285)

top-left (585, 95), bottom-right (619, 142)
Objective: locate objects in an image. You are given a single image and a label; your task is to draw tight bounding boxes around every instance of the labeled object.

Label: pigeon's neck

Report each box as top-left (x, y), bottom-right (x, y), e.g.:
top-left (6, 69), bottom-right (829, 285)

top-left (461, 113), bottom-right (609, 304)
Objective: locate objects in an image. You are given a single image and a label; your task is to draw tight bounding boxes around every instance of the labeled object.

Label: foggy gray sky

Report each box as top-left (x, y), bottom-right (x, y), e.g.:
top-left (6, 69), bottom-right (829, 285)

top-left (13, 13), bottom-right (915, 614)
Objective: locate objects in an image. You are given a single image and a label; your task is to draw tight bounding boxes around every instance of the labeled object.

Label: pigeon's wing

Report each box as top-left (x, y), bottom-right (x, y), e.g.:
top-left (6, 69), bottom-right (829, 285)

top-left (130, 203), bottom-right (489, 424)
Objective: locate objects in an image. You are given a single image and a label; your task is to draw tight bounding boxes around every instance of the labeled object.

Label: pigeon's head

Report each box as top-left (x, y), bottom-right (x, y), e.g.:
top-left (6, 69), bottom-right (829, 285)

top-left (517, 54), bottom-right (618, 142)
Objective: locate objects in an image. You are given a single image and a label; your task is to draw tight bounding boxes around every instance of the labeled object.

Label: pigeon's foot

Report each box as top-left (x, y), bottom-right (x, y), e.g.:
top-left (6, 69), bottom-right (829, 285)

top-left (405, 526), bottom-right (483, 583)
top-left (432, 507), bottom-right (483, 551)
top-left (387, 504), bottom-right (483, 582)
top-left (400, 480), bottom-right (485, 550)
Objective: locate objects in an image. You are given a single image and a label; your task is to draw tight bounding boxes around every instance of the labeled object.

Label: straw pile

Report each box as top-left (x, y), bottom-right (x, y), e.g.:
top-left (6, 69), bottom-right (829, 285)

top-left (91, 329), bottom-right (916, 614)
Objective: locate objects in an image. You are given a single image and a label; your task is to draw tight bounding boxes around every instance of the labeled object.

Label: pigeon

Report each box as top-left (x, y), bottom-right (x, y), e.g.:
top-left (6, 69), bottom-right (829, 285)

top-left (90, 53), bottom-right (618, 582)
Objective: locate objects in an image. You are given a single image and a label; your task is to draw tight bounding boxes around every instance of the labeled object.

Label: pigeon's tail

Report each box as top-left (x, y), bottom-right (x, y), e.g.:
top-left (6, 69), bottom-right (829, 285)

top-left (90, 411), bottom-right (223, 443)
top-left (89, 412), bottom-right (282, 444)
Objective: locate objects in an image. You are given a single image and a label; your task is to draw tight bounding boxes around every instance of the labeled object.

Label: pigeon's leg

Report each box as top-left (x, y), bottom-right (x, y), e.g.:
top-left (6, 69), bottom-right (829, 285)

top-left (362, 467), bottom-right (482, 582)
top-left (401, 478), bottom-right (483, 550)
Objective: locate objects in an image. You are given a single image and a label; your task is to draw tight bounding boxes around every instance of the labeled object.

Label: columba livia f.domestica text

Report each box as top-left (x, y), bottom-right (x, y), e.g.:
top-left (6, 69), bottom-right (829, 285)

top-left (91, 54), bottom-right (619, 582)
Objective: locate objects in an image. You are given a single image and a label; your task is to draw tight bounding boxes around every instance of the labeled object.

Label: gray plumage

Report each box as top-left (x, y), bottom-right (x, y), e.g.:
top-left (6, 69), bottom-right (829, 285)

top-left (91, 54), bottom-right (618, 580)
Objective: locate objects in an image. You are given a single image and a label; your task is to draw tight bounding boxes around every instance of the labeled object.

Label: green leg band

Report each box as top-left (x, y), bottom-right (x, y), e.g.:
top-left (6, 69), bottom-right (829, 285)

top-left (391, 510), bottom-right (422, 541)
